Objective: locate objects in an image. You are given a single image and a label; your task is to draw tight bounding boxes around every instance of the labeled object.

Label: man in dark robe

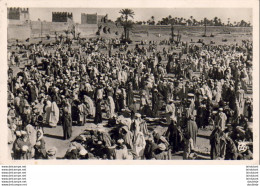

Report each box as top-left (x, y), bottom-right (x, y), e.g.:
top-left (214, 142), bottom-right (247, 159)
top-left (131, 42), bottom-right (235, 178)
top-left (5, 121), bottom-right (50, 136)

top-left (144, 135), bottom-right (158, 160)
top-left (165, 121), bottom-right (183, 153)
top-left (94, 99), bottom-right (102, 124)
top-left (61, 101), bottom-right (72, 140)
top-left (27, 83), bottom-right (37, 104)
top-left (126, 83), bottom-right (134, 107)
top-left (225, 136), bottom-right (238, 160)
top-left (209, 127), bottom-right (222, 160)
top-left (152, 89), bottom-right (160, 117)
top-left (71, 100), bottom-right (80, 124)
top-left (197, 99), bottom-right (208, 129)
top-left (114, 90), bottom-right (124, 113)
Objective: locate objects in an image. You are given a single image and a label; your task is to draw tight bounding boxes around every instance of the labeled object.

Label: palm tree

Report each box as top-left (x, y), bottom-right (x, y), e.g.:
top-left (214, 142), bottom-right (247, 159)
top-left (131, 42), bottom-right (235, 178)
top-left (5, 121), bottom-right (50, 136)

top-left (187, 19), bottom-right (192, 26)
top-left (119, 8), bottom-right (134, 22)
top-left (119, 9), bottom-right (135, 41)
top-left (115, 16), bottom-right (123, 27)
top-left (203, 18), bottom-right (207, 36)
top-left (64, 30), bottom-right (69, 37)
top-left (151, 16), bottom-right (155, 25)
top-left (213, 17), bottom-right (218, 26)
top-left (121, 20), bottom-right (134, 39)
top-left (119, 9), bottom-right (134, 21)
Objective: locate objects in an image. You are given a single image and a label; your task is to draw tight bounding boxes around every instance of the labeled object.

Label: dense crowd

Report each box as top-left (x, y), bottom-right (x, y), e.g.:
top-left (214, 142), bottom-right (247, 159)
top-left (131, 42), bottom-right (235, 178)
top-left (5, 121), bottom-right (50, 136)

top-left (7, 33), bottom-right (253, 160)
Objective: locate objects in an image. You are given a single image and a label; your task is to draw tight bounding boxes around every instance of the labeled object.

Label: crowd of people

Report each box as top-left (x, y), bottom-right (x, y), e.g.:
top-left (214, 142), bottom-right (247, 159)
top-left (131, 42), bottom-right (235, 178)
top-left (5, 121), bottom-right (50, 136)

top-left (7, 30), bottom-right (253, 160)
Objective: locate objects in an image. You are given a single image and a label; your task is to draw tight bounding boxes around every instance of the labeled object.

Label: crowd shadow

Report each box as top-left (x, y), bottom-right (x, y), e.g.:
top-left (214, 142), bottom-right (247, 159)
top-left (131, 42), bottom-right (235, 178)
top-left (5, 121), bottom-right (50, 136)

top-left (44, 133), bottom-right (64, 140)
top-left (197, 133), bottom-right (210, 140)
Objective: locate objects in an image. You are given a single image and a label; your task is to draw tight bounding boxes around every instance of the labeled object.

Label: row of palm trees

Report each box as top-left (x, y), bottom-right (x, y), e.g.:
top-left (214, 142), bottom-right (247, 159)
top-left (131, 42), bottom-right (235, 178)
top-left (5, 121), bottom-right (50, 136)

top-left (116, 9), bottom-right (252, 42)
top-left (116, 10), bottom-right (251, 27)
top-left (141, 15), bottom-right (251, 27)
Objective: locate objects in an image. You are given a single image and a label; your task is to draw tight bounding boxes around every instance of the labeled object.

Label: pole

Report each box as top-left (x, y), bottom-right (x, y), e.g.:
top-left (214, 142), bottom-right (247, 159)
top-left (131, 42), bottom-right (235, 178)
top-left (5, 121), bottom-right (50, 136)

top-left (204, 21), bottom-right (207, 36)
top-left (177, 30), bottom-right (180, 42)
top-left (40, 21), bottom-right (42, 41)
top-left (171, 25), bottom-right (174, 42)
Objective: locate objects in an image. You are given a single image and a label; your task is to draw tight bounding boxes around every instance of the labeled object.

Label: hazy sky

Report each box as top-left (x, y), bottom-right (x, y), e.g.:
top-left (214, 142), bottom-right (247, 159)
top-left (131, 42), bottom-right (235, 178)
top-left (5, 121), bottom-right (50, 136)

top-left (29, 8), bottom-right (252, 24)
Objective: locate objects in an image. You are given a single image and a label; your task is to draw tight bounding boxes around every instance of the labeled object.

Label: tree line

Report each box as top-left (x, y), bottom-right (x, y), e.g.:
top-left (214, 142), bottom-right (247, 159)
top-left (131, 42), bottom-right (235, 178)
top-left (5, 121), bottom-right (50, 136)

top-left (114, 9), bottom-right (251, 27)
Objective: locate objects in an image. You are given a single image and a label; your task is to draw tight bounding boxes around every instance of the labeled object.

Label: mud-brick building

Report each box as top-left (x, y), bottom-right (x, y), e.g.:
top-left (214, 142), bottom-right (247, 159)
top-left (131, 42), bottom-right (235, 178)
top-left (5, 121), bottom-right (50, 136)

top-left (81, 13), bottom-right (108, 24)
top-left (81, 13), bottom-right (97, 24)
top-left (8, 8), bottom-right (30, 24)
top-left (7, 8), bottom-right (31, 40)
top-left (52, 12), bottom-right (73, 22)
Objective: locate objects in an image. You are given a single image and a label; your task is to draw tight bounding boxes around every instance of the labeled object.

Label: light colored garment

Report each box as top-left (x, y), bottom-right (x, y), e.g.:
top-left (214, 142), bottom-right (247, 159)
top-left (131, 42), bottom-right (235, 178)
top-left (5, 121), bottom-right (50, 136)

top-left (187, 120), bottom-right (198, 146)
top-left (45, 100), bottom-right (52, 123)
top-left (215, 112), bottom-right (227, 131)
top-left (106, 96), bottom-right (115, 119)
top-left (49, 102), bottom-right (59, 127)
top-left (117, 116), bottom-right (132, 130)
top-left (77, 103), bottom-right (85, 124)
top-left (139, 121), bottom-right (148, 136)
top-left (14, 97), bottom-right (20, 107)
top-left (8, 128), bottom-right (16, 160)
top-left (166, 103), bottom-right (175, 114)
top-left (215, 88), bottom-right (222, 103)
top-left (120, 126), bottom-right (133, 150)
top-left (38, 102), bottom-right (45, 115)
top-left (166, 103), bottom-right (176, 124)
top-left (96, 88), bottom-right (104, 100)
top-left (84, 96), bottom-right (95, 117)
top-left (25, 124), bottom-right (37, 146)
top-left (133, 132), bottom-right (146, 157)
top-left (114, 145), bottom-right (129, 160)
top-left (183, 138), bottom-right (194, 160)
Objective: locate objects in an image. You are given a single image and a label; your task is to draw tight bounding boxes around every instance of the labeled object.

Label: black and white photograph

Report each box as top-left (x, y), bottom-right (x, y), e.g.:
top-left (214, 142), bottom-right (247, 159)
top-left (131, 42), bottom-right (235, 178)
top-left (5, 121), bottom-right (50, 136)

top-left (6, 6), bottom-right (256, 161)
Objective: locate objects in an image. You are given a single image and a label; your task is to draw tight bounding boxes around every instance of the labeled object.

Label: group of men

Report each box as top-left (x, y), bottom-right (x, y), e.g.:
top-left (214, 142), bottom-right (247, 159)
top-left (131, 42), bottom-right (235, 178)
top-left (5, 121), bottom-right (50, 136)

top-left (7, 29), bottom-right (253, 160)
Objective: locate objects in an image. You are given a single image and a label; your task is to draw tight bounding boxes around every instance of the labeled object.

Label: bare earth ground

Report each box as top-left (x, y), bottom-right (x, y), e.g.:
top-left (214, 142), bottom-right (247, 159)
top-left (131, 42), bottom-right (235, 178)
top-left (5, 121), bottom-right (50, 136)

top-left (8, 25), bottom-right (252, 160)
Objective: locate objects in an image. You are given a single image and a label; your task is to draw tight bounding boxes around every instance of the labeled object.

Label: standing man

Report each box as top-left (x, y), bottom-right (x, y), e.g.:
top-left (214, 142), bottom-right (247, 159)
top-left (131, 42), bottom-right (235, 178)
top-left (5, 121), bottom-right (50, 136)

top-left (94, 99), bottom-right (103, 124)
top-left (215, 108), bottom-right (227, 131)
top-left (165, 99), bottom-right (176, 124)
top-left (152, 89), bottom-right (160, 117)
top-left (186, 115), bottom-right (198, 147)
top-left (61, 100), bottom-right (72, 140)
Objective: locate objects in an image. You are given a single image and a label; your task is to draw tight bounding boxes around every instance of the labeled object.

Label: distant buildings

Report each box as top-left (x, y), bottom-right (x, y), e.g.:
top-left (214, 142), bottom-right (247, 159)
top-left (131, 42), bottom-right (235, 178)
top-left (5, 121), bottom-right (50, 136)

top-left (81, 13), bottom-right (107, 24)
top-left (8, 8), bottom-right (30, 24)
top-left (81, 13), bottom-right (97, 24)
top-left (98, 15), bottom-right (107, 23)
top-left (52, 12), bottom-right (73, 22)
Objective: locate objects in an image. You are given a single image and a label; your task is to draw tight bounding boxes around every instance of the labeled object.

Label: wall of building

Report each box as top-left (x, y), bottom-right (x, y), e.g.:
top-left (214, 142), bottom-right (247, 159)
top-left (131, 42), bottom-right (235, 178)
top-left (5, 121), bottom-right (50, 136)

top-left (52, 12), bottom-right (73, 22)
top-left (8, 24), bottom-right (31, 40)
top-left (81, 13), bottom-right (97, 24)
top-left (8, 8), bottom-right (30, 24)
top-left (76, 24), bottom-right (98, 37)
top-left (20, 8), bottom-right (30, 22)
top-left (8, 8), bottom-right (20, 20)
top-left (30, 21), bottom-right (70, 37)
top-left (30, 21), bottom-right (98, 38)
top-left (97, 15), bottom-right (106, 23)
